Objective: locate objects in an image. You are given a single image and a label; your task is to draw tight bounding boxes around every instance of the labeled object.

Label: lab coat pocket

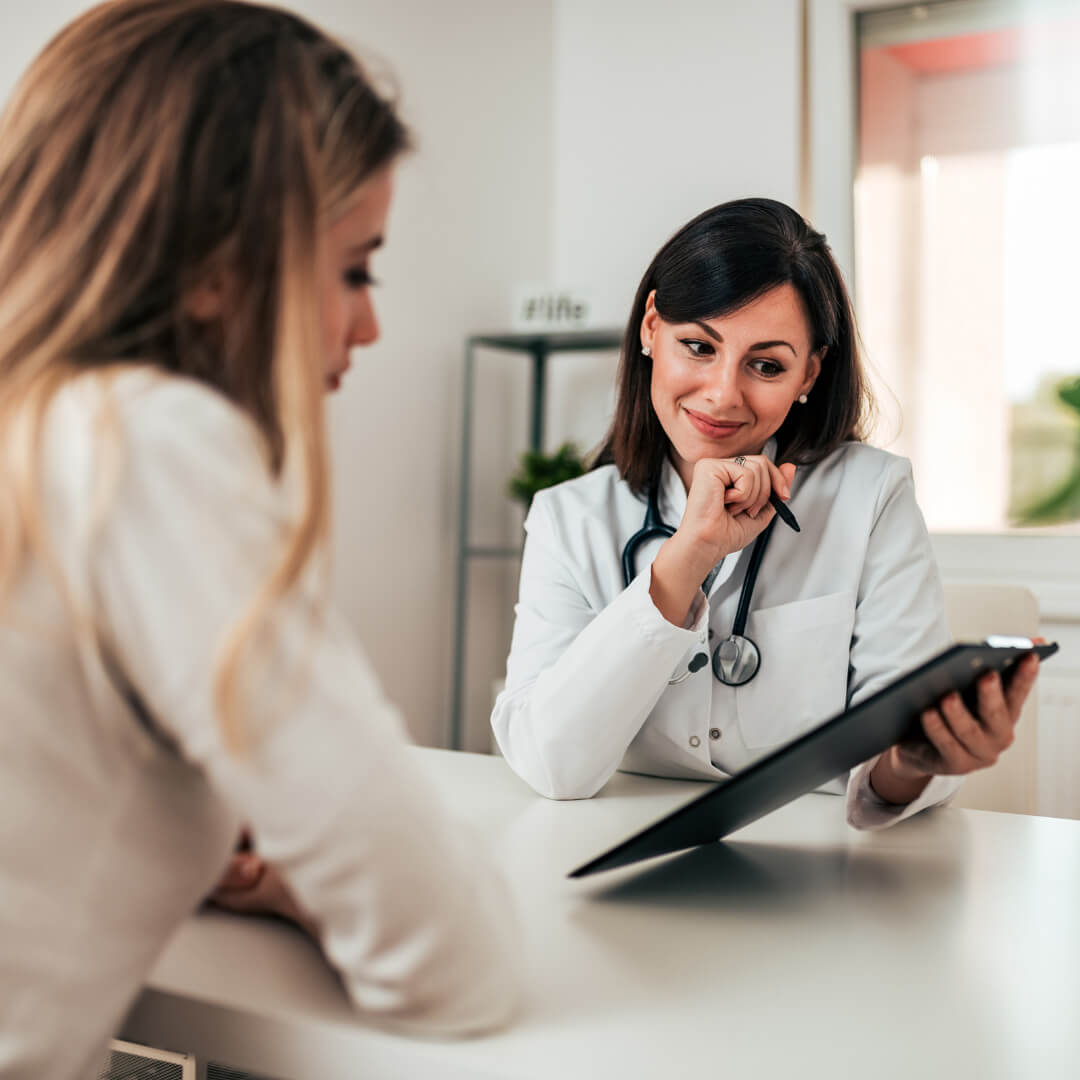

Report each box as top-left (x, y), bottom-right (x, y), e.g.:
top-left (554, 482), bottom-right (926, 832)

top-left (735, 591), bottom-right (855, 750)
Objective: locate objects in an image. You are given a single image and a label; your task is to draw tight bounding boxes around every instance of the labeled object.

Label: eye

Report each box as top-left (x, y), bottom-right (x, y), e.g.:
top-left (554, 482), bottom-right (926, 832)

top-left (750, 358), bottom-right (785, 378)
top-left (343, 266), bottom-right (377, 289)
top-left (678, 338), bottom-right (713, 358)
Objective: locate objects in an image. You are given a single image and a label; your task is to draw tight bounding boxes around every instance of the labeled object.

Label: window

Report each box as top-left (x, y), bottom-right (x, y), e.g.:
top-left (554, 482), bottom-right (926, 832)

top-left (855, 0), bottom-right (1080, 532)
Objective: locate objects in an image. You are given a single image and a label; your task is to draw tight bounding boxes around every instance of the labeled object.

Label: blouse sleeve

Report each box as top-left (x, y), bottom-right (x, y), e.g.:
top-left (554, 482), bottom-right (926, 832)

top-left (89, 380), bottom-right (522, 1035)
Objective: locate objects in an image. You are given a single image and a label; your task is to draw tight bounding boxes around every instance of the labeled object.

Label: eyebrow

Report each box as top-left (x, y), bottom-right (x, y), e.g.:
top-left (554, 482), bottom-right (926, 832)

top-left (347, 236), bottom-right (384, 256)
top-left (691, 320), bottom-right (798, 357)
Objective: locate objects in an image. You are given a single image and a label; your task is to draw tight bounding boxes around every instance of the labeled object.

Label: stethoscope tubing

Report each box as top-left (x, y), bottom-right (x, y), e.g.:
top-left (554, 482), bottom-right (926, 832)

top-left (620, 480), bottom-right (676, 588)
top-left (622, 482), bottom-right (778, 686)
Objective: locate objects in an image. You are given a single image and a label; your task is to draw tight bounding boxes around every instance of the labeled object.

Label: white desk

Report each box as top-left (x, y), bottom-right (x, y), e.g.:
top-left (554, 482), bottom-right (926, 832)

top-left (121, 748), bottom-right (1080, 1079)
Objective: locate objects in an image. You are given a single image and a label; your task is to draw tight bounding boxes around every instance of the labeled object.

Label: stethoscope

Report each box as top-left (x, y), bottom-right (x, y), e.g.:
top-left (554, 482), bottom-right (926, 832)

top-left (621, 481), bottom-right (778, 687)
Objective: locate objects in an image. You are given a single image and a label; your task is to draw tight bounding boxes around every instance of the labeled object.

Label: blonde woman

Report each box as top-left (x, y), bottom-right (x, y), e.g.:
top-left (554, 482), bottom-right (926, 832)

top-left (0, 2), bottom-right (520, 1074)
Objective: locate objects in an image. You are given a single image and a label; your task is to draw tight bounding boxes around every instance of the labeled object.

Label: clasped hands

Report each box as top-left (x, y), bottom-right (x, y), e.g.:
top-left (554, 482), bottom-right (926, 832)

top-left (648, 453), bottom-right (794, 626)
top-left (674, 454), bottom-right (796, 580)
top-left (206, 829), bottom-right (317, 936)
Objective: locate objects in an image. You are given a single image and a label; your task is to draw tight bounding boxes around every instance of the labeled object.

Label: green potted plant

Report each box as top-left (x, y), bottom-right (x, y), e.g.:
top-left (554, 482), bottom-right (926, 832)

top-left (507, 442), bottom-right (586, 510)
top-left (1016, 376), bottom-right (1080, 526)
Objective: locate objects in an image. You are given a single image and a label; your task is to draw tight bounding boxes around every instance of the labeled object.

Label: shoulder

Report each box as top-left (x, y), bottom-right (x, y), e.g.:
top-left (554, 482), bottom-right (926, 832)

top-left (109, 368), bottom-right (263, 456)
top-left (43, 368), bottom-right (278, 523)
top-left (527, 464), bottom-right (636, 534)
top-left (52, 367), bottom-right (268, 474)
top-left (532, 464), bottom-right (627, 512)
top-left (805, 441), bottom-right (914, 492)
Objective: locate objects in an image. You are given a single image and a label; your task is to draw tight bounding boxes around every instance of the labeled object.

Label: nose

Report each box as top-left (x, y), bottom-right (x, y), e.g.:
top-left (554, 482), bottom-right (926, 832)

top-left (349, 288), bottom-right (380, 349)
top-left (702, 357), bottom-right (744, 409)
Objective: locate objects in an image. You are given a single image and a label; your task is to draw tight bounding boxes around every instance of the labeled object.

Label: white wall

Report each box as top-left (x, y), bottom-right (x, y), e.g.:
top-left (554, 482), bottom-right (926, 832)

top-left (0, 1), bottom-right (97, 103)
top-left (0, 0), bottom-right (556, 750)
top-left (552, 0), bottom-right (803, 327)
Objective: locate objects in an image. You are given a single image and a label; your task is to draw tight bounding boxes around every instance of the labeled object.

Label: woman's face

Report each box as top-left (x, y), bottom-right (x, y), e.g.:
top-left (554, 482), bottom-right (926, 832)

top-left (319, 165), bottom-right (395, 393)
top-left (641, 283), bottom-right (822, 487)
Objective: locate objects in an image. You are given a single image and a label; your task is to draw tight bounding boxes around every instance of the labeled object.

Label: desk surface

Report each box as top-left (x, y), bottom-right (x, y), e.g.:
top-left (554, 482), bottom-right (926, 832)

top-left (122, 749), bottom-right (1080, 1079)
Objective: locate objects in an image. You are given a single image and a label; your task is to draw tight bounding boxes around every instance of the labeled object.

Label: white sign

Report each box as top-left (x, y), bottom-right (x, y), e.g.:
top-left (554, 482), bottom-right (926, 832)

top-left (512, 286), bottom-right (594, 332)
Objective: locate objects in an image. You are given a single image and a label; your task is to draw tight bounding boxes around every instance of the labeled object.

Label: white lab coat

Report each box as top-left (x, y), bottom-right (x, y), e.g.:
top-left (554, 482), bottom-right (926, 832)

top-left (492, 440), bottom-right (962, 828)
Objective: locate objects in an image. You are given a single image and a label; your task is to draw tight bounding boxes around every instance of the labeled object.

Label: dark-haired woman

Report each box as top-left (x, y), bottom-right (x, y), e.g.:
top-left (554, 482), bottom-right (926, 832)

top-left (492, 198), bottom-right (1040, 826)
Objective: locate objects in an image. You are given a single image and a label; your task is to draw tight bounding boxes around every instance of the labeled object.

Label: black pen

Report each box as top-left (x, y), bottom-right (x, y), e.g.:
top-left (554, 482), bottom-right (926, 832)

top-left (768, 491), bottom-right (800, 533)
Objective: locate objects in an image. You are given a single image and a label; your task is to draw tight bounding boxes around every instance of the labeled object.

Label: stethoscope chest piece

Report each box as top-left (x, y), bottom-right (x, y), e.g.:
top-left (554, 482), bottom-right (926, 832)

top-left (711, 633), bottom-right (761, 686)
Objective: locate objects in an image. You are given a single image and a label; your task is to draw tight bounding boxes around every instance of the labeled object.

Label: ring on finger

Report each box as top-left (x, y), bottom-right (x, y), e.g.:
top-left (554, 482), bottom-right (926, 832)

top-left (733, 455), bottom-right (746, 466)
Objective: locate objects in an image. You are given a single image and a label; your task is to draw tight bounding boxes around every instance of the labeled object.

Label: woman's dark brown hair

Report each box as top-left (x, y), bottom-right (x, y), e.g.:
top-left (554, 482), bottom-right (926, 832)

top-left (594, 197), bottom-right (873, 494)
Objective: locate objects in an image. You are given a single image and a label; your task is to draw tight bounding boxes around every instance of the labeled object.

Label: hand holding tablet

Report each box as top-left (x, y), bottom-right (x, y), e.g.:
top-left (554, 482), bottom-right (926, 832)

top-left (570, 638), bottom-right (1058, 878)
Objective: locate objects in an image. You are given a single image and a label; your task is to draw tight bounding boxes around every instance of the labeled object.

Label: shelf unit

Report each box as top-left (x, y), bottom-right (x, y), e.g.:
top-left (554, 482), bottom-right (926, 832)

top-left (449, 329), bottom-right (623, 750)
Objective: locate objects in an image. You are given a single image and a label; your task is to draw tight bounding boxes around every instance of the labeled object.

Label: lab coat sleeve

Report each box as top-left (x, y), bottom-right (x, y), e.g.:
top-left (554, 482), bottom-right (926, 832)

top-left (843, 456), bottom-right (962, 829)
top-left (90, 383), bottom-right (521, 1036)
top-left (491, 490), bottom-right (707, 800)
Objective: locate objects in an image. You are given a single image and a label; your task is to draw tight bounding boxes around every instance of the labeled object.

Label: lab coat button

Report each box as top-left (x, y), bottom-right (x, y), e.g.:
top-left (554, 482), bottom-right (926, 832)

top-left (709, 728), bottom-right (721, 740)
top-left (689, 735), bottom-right (701, 748)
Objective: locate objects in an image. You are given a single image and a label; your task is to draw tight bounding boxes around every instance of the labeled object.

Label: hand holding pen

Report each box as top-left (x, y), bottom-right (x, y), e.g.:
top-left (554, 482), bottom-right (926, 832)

top-left (729, 454), bottom-right (800, 533)
top-left (722, 453), bottom-right (799, 532)
top-left (648, 454), bottom-right (798, 627)
top-left (648, 454), bottom-right (797, 627)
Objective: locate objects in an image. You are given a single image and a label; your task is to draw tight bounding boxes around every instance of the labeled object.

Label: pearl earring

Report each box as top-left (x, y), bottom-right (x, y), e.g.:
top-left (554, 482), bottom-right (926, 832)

top-left (798, 393), bottom-right (808, 404)
top-left (642, 345), bottom-right (652, 357)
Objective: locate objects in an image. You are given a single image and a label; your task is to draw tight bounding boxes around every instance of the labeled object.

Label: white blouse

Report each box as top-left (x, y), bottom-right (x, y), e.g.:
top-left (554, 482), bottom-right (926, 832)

top-left (0, 369), bottom-right (520, 1080)
top-left (492, 442), bottom-right (962, 827)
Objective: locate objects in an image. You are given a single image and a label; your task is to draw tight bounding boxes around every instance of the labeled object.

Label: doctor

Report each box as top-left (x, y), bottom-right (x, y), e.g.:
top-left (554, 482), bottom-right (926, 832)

top-left (492, 198), bottom-right (1041, 827)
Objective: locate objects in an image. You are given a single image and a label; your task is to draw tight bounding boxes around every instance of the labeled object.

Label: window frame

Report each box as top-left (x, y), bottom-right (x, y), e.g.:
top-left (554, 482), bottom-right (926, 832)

top-left (807, 0), bottom-right (1080, 622)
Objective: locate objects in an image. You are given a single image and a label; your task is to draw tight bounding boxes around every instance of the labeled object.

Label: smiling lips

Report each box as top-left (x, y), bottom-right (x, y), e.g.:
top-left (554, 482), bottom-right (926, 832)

top-left (683, 407), bottom-right (745, 440)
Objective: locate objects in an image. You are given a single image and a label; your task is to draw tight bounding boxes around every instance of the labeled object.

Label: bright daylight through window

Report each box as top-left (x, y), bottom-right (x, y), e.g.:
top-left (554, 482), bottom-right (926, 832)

top-left (855, 0), bottom-right (1080, 531)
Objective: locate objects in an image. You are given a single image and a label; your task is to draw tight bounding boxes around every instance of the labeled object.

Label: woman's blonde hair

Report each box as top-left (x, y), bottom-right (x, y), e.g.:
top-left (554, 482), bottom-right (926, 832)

top-left (0, 0), bottom-right (409, 748)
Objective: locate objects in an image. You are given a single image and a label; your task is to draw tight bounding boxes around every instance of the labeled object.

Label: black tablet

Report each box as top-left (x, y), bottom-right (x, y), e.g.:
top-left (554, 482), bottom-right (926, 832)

top-left (569, 638), bottom-right (1058, 878)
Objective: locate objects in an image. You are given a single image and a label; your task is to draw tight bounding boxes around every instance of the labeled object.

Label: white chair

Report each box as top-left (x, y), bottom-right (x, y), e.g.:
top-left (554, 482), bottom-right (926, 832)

top-left (942, 583), bottom-right (1040, 815)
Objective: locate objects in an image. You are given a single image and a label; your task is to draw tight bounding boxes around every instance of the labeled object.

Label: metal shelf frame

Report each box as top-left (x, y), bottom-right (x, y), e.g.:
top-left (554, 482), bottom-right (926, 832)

top-left (449, 329), bottom-right (623, 750)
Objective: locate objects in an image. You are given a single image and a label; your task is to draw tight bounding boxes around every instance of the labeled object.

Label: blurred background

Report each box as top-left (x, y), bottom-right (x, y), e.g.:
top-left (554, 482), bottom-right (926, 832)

top-left (3, 0), bottom-right (1077, 815)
